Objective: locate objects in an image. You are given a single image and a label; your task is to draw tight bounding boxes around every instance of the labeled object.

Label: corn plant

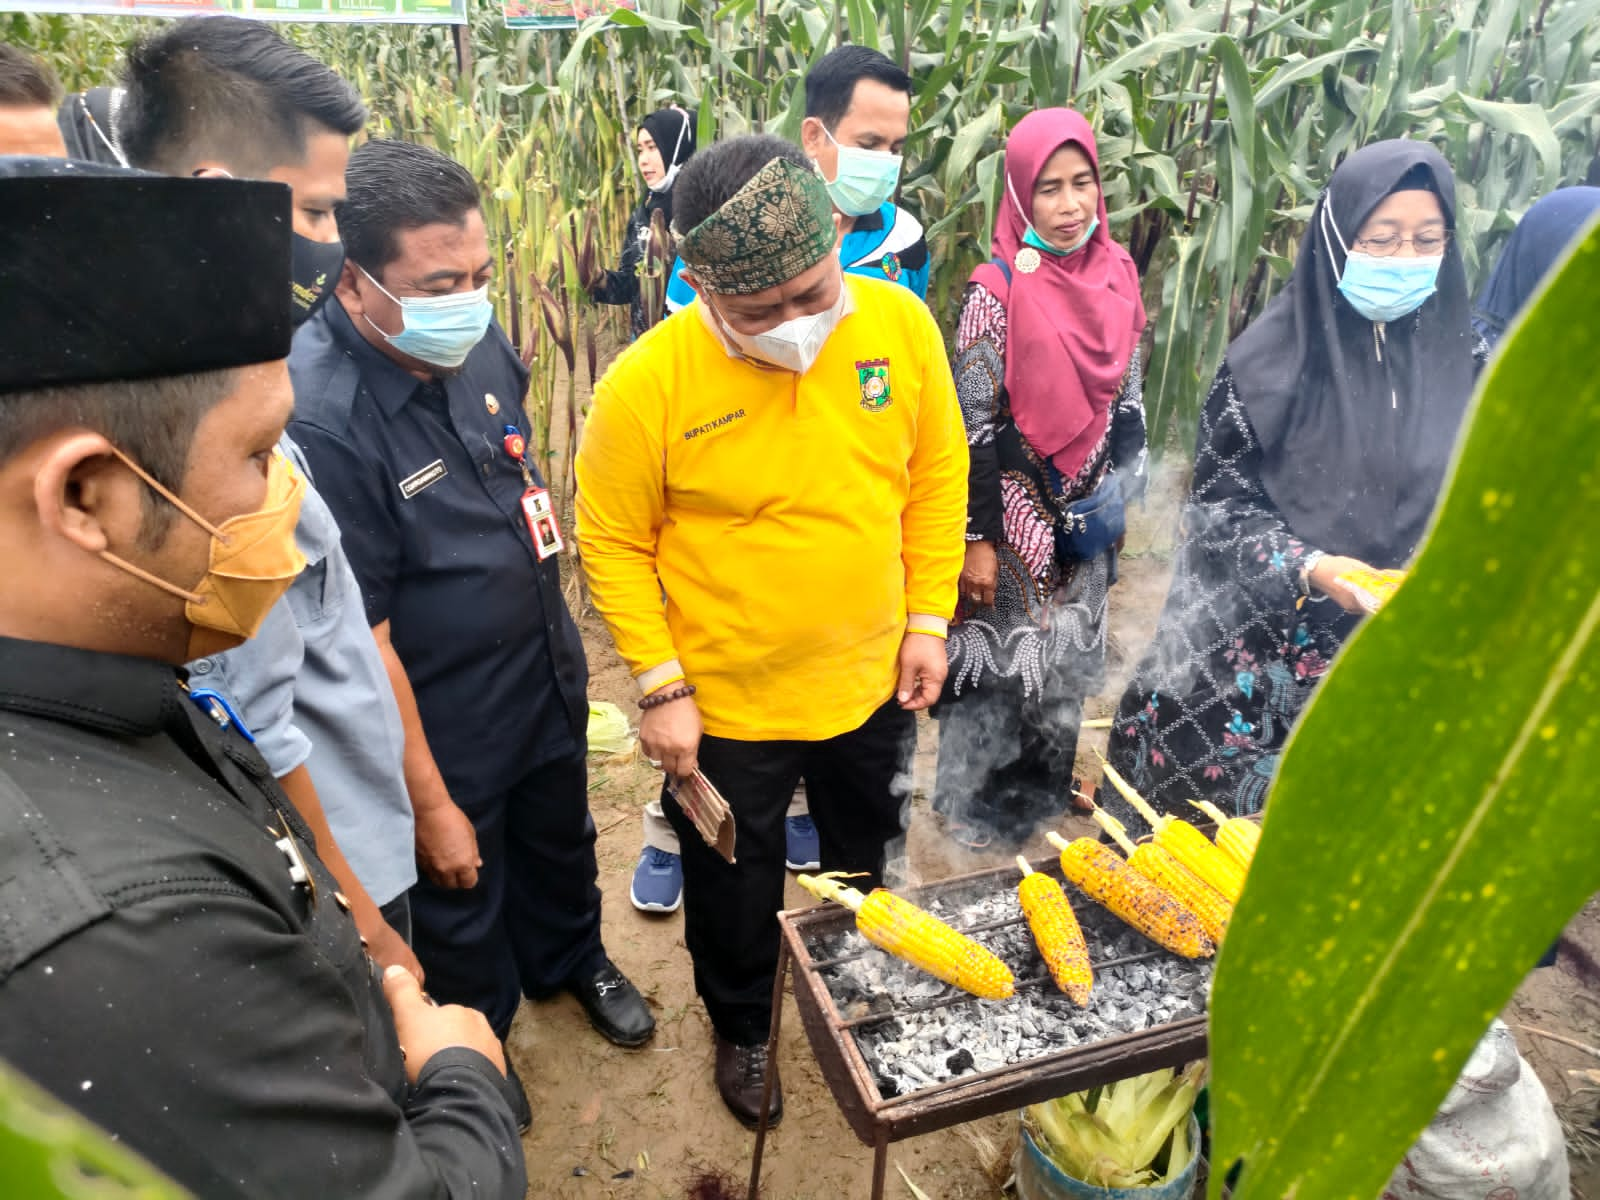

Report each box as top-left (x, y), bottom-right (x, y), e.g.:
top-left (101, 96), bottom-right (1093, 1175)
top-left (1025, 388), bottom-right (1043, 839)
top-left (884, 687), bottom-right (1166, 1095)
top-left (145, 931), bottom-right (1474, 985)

top-left (10, 0), bottom-right (1600, 483)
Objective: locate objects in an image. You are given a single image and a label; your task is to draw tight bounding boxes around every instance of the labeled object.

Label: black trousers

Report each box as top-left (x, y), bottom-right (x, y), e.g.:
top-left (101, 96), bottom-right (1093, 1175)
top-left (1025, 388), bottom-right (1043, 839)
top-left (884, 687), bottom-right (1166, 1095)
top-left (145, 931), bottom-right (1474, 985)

top-left (663, 699), bottom-right (916, 1046)
top-left (409, 748), bottom-right (605, 1039)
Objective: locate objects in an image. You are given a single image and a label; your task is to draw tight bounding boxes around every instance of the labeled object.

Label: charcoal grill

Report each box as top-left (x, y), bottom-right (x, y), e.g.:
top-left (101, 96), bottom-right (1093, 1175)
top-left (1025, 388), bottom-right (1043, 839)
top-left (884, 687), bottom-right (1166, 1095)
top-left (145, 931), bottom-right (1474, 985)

top-left (746, 855), bottom-right (1211, 1200)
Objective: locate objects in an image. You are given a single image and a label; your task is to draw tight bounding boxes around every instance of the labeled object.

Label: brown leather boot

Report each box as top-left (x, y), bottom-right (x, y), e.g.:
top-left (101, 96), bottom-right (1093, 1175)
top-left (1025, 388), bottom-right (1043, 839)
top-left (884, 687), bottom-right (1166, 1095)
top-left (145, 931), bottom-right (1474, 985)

top-left (713, 1032), bottom-right (782, 1130)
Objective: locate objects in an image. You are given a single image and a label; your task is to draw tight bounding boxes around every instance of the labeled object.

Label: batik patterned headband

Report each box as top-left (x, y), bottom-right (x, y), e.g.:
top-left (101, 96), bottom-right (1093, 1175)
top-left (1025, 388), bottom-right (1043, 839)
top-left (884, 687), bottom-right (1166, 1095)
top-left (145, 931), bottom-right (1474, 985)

top-left (677, 157), bottom-right (836, 294)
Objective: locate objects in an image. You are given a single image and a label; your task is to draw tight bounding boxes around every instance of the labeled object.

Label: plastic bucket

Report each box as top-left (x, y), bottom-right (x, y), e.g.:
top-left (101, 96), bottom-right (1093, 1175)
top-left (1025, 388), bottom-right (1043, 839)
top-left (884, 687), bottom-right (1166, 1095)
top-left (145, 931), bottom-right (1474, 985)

top-left (1014, 1115), bottom-right (1201, 1200)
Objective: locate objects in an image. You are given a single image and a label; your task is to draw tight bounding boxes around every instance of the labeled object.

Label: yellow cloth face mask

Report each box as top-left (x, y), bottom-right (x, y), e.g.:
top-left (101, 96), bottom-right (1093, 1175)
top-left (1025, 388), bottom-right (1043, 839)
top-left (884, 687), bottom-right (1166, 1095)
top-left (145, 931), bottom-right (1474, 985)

top-left (99, 445), bottom-right (308, 659)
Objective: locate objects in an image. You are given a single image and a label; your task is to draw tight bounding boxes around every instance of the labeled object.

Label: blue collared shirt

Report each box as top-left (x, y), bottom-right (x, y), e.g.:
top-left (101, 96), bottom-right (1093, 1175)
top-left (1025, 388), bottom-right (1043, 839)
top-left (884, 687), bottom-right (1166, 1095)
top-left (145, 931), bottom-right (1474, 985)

top-left (187, 436), bottom-right (416, 906)
top-left (287, 301), bottom-right (587, 800)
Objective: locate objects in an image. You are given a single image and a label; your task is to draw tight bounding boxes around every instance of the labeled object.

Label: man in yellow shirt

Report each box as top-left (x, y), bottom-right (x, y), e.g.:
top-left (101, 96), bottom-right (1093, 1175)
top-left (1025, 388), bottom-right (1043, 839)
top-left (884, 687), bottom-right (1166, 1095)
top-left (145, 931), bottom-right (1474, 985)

top-left (576, 134), bottom-right (966, 1128)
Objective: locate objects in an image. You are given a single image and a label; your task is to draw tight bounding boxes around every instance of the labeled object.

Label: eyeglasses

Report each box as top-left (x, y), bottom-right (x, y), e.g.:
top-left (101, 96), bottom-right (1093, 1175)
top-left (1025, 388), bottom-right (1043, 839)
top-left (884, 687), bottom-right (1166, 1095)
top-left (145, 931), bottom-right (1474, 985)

top-left (1353, 230), bottom-right (1451, 257)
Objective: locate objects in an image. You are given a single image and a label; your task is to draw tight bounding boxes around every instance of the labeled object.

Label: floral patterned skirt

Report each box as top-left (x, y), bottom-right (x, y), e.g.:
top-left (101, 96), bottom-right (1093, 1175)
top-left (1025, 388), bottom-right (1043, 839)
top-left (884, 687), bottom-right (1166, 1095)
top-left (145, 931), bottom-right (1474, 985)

top-left (1095, 586), bottom-right (1356, 836)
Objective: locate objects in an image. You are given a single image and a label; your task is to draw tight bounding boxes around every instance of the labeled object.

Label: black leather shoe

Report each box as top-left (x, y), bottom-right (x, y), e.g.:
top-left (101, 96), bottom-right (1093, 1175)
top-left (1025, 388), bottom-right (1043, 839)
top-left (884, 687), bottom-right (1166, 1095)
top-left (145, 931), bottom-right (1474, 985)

top-left (568, 958), bottom-right (655, 1047)
top-left (503, 1051), bottom-right (532, 1134)
top-left (714, 1032), bottom-right (782, 1130)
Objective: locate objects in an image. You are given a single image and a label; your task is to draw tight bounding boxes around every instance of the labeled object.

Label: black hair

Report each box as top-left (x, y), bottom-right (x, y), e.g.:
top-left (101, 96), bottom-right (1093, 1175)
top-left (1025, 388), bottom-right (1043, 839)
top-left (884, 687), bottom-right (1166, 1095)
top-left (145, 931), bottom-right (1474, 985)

top-left (670, 134), bottom-right (812, 237)
top-left (0, 370), bottom-right (238, 545)
top-left (0, 43), bottom-right (60, 108)
top-left (340, 139), bottom-right (481, 274)
top-left (120, 16), bottom-right (366, 176)
top-left (803, 45), bottom-right (912, 130)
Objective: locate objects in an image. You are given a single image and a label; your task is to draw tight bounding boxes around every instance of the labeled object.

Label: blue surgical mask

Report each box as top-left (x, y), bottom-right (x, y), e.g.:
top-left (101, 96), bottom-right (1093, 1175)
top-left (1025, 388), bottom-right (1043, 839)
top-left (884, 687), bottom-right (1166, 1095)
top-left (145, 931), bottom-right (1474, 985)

top-left (1322, 203), bottom-right (1442, 323)
top-left (358, 265), bottom-right (494, 370)
top-left (819, 125), bottom-right (902, 217)
top-left (1336, 252), bottom-right (1441, 322)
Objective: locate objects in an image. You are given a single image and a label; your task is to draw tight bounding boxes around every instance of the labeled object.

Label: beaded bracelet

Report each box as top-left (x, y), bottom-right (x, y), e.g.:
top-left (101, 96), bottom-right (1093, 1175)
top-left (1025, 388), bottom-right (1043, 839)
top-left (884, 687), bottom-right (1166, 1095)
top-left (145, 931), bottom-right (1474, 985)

top-left (638, 683), bottom-right (697, 711)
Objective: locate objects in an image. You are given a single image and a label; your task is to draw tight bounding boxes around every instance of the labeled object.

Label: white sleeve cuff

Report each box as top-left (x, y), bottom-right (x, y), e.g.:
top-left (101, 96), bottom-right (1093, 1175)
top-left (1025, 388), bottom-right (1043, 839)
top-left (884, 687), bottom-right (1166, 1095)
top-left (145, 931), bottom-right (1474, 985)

top-left (636, 659), bottom-right (686, 695)
top-left (905, 614), bottom-right (949, 637)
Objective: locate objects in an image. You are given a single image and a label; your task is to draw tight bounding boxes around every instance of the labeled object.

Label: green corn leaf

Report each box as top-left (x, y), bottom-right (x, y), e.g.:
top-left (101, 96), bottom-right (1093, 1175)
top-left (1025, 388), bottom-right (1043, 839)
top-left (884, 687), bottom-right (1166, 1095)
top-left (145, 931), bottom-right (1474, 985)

top-left (0, 1058), bottom-right (191, 1198)
top-left (1210, 226), bottom-right (1600, 1198)
top-left (1457, 95), bottom-right (1564, 191)
top-left (941, 98), bottom-right (1003, 203)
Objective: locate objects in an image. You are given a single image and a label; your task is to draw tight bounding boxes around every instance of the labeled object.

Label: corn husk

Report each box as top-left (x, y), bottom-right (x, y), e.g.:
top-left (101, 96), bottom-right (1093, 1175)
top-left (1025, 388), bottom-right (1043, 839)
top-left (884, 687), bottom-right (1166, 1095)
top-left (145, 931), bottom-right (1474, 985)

top-left (1025, 1062), bottom-right (1205, 1186)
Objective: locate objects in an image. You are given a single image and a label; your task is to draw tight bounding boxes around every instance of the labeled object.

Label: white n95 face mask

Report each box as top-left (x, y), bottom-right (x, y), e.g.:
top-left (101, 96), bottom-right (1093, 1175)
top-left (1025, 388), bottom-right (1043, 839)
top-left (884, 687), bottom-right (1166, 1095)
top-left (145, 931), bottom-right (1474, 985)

top-left (705, 271), bottom-right (847, 375)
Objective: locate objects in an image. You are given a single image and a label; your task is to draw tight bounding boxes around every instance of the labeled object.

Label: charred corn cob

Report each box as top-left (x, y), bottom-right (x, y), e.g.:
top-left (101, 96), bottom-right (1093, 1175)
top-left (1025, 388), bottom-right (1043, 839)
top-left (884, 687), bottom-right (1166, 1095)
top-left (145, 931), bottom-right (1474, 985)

top-left (1098, 758), bottom-right (1247, 902)
top-left (1092, 810), bottom-right (1233, 945)
top-left (1044, 833), bottom-right (1215, 959)
top-left (1188, 799), bottom-right (1260, 869)
top-left (1015, 857), bottom-right (1093, 1005)
top-left (797, 872), bottom-right (1015, 1000)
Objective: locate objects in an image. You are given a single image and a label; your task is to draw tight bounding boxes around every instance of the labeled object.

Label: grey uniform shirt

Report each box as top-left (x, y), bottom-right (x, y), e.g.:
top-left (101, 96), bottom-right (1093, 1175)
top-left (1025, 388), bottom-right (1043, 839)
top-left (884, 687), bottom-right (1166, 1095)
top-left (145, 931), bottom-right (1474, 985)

top-left (188, 434), bottom-right (415, 905)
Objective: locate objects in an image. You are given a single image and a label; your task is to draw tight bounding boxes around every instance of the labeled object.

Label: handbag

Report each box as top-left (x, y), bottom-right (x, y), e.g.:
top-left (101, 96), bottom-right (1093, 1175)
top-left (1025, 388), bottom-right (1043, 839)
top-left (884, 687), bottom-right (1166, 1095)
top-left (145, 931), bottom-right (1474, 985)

top-left (1055, 468), bottom-right (1126, 562)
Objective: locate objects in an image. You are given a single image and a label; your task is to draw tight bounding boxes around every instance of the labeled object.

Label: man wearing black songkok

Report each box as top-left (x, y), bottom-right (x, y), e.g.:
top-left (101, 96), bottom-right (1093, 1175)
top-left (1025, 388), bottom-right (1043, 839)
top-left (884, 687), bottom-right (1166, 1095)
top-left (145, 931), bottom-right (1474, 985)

top-left (0, 158), bottom-right (526, 1199)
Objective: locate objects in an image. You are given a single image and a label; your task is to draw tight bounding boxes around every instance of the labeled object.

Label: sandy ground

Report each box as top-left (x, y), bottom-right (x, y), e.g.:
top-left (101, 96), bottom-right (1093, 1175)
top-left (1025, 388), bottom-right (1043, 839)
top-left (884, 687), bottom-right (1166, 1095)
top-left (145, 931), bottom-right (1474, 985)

top-left (507, 332), bottom-right (1599, 1197)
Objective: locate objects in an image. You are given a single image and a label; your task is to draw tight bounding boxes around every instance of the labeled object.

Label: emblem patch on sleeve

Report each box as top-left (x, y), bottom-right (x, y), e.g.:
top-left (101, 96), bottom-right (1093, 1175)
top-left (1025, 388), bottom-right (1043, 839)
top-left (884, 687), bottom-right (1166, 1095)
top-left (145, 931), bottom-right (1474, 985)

top-left (856, 358), bottom-right (892, 412)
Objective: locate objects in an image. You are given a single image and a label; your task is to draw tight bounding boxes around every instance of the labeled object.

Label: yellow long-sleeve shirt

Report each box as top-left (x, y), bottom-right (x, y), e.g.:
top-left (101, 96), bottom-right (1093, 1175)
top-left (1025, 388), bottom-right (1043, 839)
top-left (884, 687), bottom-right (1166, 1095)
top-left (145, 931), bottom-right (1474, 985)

top-left (575, 274), bottom-right (968, 741)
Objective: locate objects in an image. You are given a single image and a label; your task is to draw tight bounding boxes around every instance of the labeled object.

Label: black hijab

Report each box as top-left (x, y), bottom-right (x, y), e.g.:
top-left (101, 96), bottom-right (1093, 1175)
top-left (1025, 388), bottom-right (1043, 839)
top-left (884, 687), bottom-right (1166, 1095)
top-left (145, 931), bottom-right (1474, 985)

top-left (1227, 139), bottom-right (1475, 569)
top-left (638, 107), bottom-right (696, 225)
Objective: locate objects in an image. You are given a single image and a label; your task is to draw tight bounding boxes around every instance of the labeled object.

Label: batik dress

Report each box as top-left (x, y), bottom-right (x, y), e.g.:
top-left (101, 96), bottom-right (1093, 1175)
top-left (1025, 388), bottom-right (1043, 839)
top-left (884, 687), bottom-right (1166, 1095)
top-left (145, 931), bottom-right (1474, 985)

top-left (935, 280), bottom-right (1147, 842)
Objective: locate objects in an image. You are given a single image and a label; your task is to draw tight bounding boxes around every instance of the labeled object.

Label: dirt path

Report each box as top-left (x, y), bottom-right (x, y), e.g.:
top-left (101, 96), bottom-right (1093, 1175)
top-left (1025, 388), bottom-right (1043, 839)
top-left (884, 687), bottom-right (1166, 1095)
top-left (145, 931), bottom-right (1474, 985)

top-left (509, 335), bottom-right (1599, 1199)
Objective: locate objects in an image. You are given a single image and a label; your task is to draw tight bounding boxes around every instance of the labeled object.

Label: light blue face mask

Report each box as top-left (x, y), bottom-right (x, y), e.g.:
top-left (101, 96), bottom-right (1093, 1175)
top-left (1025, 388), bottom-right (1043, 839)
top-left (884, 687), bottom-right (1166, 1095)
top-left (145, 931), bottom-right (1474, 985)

top-left (359, 264), bottom-right (494, 370)
top-left (1336, 252), bottom-right (1441, 322)
top-left (819, 125), bottom-right (902, 217)
top-left (1322, 204), bottom-right (1442, 323)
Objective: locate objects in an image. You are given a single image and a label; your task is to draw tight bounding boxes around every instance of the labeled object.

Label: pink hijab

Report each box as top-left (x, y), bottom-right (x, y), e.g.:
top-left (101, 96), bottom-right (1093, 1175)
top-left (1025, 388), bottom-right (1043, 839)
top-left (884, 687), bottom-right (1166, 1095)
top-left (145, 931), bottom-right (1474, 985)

top-left (971, 108), bottom-right (1146, 479)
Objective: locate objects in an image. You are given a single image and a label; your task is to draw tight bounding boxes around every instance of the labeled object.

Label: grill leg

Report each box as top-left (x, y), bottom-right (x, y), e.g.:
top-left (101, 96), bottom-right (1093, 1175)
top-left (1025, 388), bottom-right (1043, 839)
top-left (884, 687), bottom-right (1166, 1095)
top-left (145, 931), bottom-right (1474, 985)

top-left (746, 936), bottom-right (790, 1200)
top-left (870, 1128), bottom-right (889, 1200)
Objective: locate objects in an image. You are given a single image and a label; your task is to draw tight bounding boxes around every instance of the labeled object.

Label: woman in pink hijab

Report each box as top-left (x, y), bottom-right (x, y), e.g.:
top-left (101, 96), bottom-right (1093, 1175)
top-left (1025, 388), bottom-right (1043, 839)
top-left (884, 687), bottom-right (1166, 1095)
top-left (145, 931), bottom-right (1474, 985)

top-left (934, 107), bottom-right (1149, 850)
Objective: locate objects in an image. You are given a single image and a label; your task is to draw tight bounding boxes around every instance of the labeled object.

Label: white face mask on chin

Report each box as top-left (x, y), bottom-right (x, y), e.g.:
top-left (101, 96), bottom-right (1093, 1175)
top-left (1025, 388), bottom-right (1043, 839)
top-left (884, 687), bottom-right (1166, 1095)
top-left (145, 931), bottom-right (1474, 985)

top-left (703, 271), bottom-right (848, 375)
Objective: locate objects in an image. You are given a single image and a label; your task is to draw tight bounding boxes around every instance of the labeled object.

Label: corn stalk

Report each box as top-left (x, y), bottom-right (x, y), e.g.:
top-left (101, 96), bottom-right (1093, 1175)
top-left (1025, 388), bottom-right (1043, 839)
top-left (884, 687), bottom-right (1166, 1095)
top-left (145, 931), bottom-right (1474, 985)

top-left (11, 0), bottom-right (1600, 486)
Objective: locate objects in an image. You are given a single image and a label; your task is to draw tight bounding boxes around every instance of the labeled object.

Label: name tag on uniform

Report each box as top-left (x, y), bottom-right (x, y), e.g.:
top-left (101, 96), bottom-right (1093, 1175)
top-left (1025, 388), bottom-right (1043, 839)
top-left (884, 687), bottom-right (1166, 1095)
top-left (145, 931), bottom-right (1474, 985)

top-left (398, 459), bottom-right (448, 499)
top-left (521, 487), bottom-right (564, 560)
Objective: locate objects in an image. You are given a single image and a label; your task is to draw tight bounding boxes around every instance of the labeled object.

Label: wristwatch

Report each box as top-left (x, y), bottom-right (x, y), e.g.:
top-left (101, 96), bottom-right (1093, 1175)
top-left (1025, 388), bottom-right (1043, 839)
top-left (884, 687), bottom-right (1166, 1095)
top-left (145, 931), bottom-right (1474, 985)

top-left (1297, 549), bottom-right (1327, 598)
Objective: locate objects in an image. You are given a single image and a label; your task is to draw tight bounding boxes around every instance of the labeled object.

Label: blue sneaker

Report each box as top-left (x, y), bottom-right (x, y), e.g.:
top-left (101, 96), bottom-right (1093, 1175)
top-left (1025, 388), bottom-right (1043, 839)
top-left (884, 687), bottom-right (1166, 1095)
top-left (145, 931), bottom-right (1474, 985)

top-left (784, 815), bottom-right (821, 872)
top-left (629, 847), bottom-right (683, 913)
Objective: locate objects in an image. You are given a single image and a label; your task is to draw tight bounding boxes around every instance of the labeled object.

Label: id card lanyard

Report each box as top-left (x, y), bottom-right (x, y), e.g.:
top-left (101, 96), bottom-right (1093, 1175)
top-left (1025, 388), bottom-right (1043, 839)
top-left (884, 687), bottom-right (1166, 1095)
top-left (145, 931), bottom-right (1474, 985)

top-left (502, 423), bottom-right (565, 561)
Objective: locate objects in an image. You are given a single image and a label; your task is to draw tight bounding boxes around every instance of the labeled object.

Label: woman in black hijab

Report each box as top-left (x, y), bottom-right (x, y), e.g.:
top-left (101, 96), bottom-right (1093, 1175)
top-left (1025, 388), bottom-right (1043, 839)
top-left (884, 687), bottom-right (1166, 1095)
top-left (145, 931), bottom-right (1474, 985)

top-left (590, 105), bottom-right (696, 340)
top-left (1096, 139), bottom-right (1483, 831)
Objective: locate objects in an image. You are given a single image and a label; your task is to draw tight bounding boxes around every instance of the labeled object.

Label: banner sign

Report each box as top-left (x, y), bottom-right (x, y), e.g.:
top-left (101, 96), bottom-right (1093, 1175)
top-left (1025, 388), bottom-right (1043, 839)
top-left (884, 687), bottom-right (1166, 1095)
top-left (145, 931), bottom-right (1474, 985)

top-left (501, 0), bottom-right (635, 30)
top-left (0, 0), bottom-right (467, 24)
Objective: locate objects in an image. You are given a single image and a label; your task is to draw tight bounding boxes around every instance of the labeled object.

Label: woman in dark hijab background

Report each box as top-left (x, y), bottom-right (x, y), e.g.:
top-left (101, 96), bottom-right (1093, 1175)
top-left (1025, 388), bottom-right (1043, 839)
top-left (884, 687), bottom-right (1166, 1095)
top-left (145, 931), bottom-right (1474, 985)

top-left (1096, 139), bottom-right (1485, 832)
top-left (590, 105), bottom-right (696, 339)
top-left (1473, 186), bottom-right (1600, 345)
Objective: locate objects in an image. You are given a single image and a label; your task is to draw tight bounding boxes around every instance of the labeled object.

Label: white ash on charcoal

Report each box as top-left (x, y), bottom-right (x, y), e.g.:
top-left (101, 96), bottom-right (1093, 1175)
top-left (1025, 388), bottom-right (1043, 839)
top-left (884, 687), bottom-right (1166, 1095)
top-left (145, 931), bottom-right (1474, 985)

top-left (805, 879), bottom-right (1212, 1100)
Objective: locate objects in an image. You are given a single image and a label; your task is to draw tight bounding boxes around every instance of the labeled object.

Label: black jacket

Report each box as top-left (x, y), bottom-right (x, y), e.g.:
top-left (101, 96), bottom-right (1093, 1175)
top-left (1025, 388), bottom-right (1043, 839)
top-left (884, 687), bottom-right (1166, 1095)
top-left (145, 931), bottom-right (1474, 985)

top-left (0, 637), bottom-right (527, 1199)
top-left (591, 200), bottom-right (671, 341)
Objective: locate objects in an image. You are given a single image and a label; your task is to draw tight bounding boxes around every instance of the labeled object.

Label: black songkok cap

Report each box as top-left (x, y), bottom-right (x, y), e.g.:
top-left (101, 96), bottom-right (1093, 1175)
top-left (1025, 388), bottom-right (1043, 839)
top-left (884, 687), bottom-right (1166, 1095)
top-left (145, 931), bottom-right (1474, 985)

top-left (0, 156), bottom-right (293, 395)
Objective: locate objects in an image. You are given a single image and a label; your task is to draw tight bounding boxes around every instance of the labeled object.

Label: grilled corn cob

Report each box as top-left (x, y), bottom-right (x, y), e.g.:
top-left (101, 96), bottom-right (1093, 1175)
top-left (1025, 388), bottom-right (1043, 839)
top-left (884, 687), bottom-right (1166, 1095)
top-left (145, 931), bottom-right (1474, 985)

top-left (1098, 758), bottom-right (1247, 902)
top-left (797, 872), bottom-right (1015, 1000)
top-left (1044, 833), bottom-right (1215, 959)
top-left (1188, 799), bottom-right (1260, 869)
top-left (1092, 810), bottom-right (1233, 945)
top-left (1015, 857), bottom-right (1093, 1005)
